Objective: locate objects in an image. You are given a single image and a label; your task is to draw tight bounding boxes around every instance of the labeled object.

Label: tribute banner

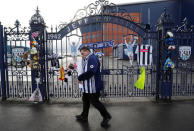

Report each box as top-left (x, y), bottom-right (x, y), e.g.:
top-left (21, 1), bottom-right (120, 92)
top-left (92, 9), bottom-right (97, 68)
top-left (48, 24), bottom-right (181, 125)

top-left (78, 40), bottom-right (114, 50)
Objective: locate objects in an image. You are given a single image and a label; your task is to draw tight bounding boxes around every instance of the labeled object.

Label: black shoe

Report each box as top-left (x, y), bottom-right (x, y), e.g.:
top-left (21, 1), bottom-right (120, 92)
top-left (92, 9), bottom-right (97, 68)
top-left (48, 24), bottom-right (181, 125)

top-left (101, 116), bottom-right (111, 127)
top-left (75, 115), bottom-right (88, 122)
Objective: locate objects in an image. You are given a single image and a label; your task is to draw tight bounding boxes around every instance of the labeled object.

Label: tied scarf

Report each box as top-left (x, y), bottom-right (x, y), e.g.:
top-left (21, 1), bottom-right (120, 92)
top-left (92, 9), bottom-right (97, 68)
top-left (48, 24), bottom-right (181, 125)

top-left (59, 66), bottom-right (65, 81)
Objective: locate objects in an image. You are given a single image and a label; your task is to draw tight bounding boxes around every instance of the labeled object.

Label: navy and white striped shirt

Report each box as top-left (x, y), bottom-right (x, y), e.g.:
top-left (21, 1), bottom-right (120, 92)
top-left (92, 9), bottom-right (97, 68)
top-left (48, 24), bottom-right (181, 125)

top-left (135, 45), bottom-right (153, 66)
top-left (78, 53), bottom-right (103, 93)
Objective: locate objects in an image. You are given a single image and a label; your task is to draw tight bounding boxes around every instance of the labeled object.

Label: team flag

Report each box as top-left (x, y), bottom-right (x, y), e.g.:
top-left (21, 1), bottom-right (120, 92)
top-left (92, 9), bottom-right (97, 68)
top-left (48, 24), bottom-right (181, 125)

top-left (59, 66), bottom-right (65, 80)
top-left (134, 66), bottom-right (146, 90)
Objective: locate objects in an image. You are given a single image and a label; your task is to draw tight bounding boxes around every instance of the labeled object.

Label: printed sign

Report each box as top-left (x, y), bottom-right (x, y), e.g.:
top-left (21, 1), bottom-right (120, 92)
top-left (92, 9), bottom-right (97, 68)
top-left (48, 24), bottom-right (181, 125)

top-left (78, 40), bottom-right (114, 50)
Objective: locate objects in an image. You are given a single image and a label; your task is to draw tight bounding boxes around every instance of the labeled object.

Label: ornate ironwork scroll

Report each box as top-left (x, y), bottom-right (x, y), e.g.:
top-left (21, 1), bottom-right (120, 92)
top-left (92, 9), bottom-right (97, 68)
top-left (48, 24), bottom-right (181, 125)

top-left (4, 20), bottom-right (30, 41)
top-left (58, 0), bottom-right (134, 30)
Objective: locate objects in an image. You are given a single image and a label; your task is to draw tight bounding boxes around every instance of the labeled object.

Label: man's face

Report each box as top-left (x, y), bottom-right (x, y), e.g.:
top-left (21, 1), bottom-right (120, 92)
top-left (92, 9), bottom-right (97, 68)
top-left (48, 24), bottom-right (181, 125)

top-left (80, 50), bottom-right (90, 59)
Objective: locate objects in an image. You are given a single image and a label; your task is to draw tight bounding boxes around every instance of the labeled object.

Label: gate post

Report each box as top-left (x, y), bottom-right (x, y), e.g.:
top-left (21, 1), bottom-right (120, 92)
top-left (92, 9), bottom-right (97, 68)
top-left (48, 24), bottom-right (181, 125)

top-left (0, 22), bottom-right (6, 100)
top-left (157, 9), bottom-right (175, 102)
top-left (29, 8), bottom-right (47, 102)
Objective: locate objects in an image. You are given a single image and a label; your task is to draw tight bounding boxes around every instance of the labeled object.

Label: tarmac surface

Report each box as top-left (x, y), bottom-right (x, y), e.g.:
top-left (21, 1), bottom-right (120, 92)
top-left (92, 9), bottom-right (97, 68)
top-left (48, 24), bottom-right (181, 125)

top-left (0, 99), bottom-right (194, 131)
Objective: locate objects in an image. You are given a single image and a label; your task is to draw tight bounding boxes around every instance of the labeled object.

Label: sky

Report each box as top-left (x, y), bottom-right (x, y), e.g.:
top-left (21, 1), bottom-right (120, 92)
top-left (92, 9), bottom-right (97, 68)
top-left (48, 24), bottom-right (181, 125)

top-left (0, 0), bottom-right (153, 27)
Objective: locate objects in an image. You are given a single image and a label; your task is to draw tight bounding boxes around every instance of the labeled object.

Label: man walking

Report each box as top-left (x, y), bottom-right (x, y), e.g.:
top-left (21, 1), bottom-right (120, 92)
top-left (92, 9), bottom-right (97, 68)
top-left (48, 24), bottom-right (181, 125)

top-left (76, 46), bottom-right (111, 127)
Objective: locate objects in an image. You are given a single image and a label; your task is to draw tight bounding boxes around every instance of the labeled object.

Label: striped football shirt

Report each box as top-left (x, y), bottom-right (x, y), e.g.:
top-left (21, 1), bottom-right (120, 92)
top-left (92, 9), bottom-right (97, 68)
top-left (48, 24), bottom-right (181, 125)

top-left (135, 45), bottom-right (153, 66)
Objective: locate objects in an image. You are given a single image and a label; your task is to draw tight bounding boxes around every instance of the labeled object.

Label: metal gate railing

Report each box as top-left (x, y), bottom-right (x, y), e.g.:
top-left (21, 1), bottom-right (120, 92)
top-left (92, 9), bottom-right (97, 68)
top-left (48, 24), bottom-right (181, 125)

top-left (0, 0), bottom-right (194, 102)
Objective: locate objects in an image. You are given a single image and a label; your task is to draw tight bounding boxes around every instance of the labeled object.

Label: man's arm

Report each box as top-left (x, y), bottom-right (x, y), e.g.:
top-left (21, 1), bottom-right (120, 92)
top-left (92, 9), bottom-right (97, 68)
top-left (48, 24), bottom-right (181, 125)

top-left (132, 36), bottom-right (138, 46)
top-left (78, 71), bottom-right (94, 81)
top-left (75, 38), bottom-right (81, 48)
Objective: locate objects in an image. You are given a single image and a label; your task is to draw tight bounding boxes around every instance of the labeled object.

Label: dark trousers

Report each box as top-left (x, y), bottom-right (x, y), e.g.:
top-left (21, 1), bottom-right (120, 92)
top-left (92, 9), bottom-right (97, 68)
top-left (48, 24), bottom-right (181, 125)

top-left (81, 92), bottom-right (110, 119)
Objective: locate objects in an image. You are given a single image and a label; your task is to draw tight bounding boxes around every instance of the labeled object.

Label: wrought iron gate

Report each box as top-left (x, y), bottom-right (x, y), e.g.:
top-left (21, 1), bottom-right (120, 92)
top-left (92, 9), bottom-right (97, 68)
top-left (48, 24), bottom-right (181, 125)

top-left (45, 0), bottom-right (158, 99)
top-left (1, 10), bottom-right (47, 100)
top-left (0, 0), bottom-right (194, 101)
top-left (3, 20), bottom-right (32, 99)
top-left (172, 31), bottom-right (194, 96)
top-left (157, 12), bottom-right (194, 98)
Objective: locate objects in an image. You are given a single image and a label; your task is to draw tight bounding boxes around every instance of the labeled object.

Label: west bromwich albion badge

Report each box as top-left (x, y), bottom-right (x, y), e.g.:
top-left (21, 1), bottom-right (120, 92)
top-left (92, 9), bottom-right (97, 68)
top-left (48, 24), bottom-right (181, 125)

top-left (179, 46), bottom-right (191, 61)
top-left (90, 65), bottom-right (94, 68)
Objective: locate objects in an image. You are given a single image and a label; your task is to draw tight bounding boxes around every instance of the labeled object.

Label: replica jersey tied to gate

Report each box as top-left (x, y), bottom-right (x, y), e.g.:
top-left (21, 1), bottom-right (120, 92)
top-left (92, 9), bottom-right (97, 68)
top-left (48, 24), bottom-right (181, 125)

top-left (135, 45), bottom-right (153, 66)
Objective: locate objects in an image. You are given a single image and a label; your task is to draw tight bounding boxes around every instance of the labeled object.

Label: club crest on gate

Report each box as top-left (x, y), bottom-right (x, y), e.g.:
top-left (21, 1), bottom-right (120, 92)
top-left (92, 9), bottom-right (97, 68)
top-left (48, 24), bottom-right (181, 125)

top-left (179, 46), bottom-right (191, 61)
top-left (12, 47), bottom-right (25, 63)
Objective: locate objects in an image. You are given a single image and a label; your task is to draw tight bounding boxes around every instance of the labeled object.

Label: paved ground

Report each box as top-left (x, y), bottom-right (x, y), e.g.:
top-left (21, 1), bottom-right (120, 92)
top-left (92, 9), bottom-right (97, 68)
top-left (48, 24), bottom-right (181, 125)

top-left (0, 100), bottom-right (194, 131)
